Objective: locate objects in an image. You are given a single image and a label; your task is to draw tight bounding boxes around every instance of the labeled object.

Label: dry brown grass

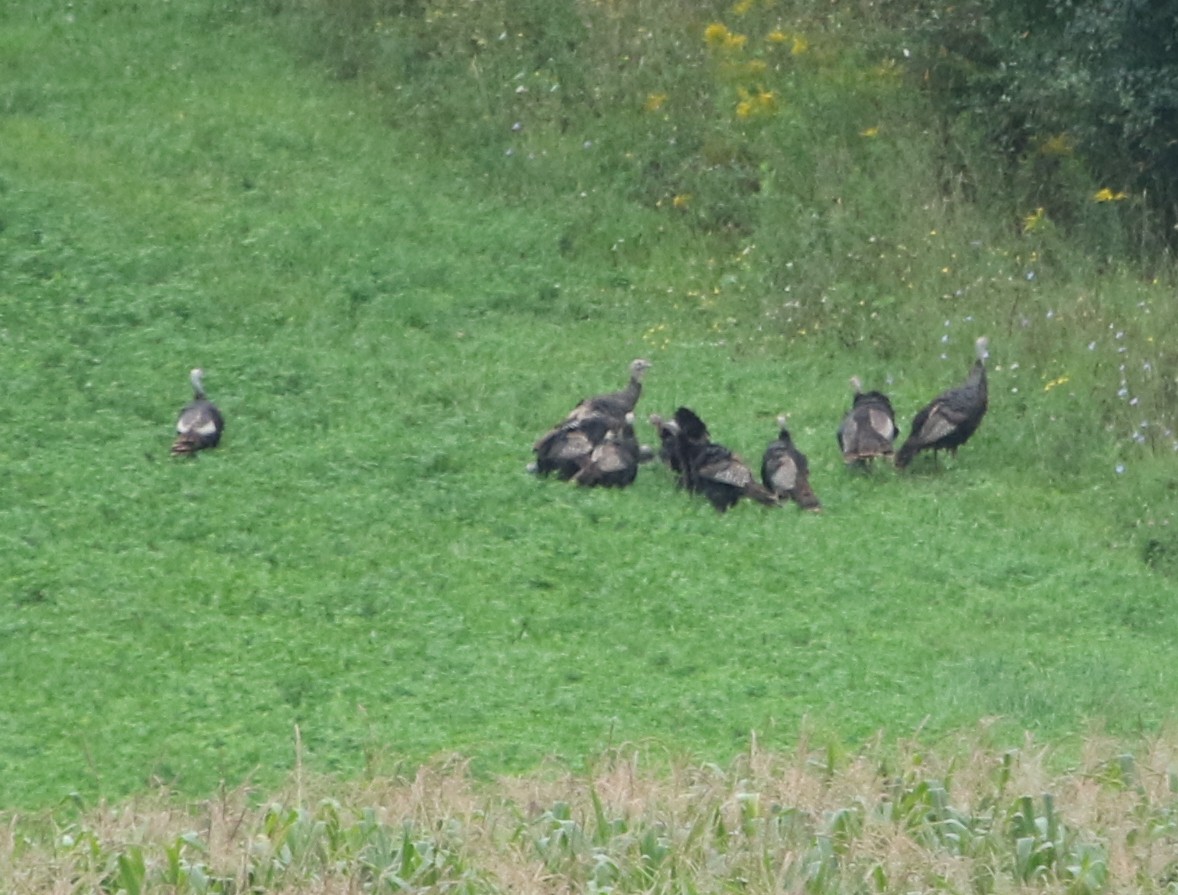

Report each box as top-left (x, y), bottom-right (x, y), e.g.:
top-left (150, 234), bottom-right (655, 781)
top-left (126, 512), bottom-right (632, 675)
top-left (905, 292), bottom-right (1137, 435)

top-left (4, 729), bottom-right (1178, 894)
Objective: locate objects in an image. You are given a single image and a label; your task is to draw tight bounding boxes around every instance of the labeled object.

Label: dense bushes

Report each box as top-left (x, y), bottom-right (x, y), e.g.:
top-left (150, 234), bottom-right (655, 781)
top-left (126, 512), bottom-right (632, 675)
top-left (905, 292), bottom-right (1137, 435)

top-left (905, 0), bottom-right (1178, 260)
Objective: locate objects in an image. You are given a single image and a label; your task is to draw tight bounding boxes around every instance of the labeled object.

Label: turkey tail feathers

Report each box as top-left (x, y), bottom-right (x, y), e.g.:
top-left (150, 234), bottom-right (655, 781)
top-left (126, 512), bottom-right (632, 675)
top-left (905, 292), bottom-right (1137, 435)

top-left (744, 482), bottom-right (781, 507)
top-left (170, 434), bottom-right (202, 455)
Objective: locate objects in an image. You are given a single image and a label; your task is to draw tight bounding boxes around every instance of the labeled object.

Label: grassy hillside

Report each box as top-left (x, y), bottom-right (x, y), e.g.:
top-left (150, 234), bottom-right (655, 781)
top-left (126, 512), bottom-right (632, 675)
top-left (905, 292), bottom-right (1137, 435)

top-left (2, 0), bottom-right (1177, 818)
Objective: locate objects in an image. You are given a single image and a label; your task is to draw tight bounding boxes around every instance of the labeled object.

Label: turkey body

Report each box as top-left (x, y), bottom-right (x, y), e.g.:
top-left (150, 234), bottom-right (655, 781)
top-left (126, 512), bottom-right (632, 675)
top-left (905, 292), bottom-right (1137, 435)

top-left (172, 368), bottom-right (224, 456)
top-left (654, 407), bottom-right (777, 512)
top-left (689, 441), bottom-right (778, 512)
top-left (648, 407), bottom-right (707, 487)
top-left (895, 337), bottom-right (989, 469)
top-left (573, 413), bottom-right (641, 487)
top-left (531, 415), bottom-right (612, 479)
top-left (561, 358), bottom-right (652, 427)
top-left (531, 359), bottom-right (651, 479)
top-left (762, 417), bottom-right (821, 510)
top-left (837, 377), bottom-right (898, 464)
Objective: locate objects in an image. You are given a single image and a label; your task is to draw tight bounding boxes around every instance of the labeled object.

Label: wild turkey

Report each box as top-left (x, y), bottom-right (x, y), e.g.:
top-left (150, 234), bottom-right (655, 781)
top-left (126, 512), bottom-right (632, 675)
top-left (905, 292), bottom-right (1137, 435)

top-left (660, 406), bottom-right (778, 512)
top-left (648, 413), bottom-right (687, 482)
top-left (687, 441), bottom-right (779, 512)
top-left (530, 414), bottom-right (613, 479)
top-left (672, 405), bottom-right (710, 444)
top-left (573, 413), bottom-right (641, 488)
top-left (172, 368), bottom-right (224, 456)
top-left (648, 406), bottom-right (709, 486)
top-left (762, 416), bottom-right (821, 510)
top-left (895, 336), bottom-right (989, 469)
top-left (563, 358), bottom-right (652, 427)
top-left (531, 358), bottom-right (651, 476)
top-left (837, 376), bottom-right (899, 464)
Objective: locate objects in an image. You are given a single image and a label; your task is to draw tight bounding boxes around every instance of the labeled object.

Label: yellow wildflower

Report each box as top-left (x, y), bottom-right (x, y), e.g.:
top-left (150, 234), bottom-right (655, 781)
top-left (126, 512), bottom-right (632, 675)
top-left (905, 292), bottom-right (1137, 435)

top-left (1093, 188), bottom-right (1128, 202)
top-left (1044, 375), bottom-right (1070, 392)
top-left (725, 31), bottom-right (748, 50)
top-left (734, 88), bottom-right (776, 119)
top-left (1022, 207), bottom-right (1048, 233)
top-left (1038, 133), bottom-right (1074, 156)
top-left (732, 0), bottom-right (753, 14)
top-left (704, 22), bottom-right (730, 46)
top-left (791, 34), bottom-right (808, 54)
top-left (644, 92), bottom-right (667, 112)
top-left (672, 193), bottom-right (691, 210)
top-left (860, 126), bottom-right (880, 138)
top-left (767, 29), bottom-right (788, 43)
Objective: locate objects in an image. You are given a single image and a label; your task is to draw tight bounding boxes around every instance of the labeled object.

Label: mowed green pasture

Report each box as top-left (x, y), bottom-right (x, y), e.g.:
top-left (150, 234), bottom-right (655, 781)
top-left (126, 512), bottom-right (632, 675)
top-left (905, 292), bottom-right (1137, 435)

top-left (2, 1), bottom-right (1176, 810)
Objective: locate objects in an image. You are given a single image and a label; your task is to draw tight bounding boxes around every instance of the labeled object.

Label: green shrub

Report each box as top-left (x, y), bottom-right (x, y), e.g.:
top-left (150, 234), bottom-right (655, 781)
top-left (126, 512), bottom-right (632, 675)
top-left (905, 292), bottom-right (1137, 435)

top-left (903, 0), bottom-right (1178, 259)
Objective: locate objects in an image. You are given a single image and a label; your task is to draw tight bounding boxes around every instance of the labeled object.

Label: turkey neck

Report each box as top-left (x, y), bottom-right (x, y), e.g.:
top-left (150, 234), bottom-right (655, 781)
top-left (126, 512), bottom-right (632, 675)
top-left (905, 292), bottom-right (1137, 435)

top-left (969, 359), bottom-right (988, 402)
top-left (611, 374), bottom-right (642, 415)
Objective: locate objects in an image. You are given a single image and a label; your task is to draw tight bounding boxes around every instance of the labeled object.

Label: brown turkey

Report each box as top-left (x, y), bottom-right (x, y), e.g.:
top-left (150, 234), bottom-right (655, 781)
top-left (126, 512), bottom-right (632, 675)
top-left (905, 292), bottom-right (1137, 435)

top-left (530, 414), bottom-right (613, 479)
top-left (762, 416), bottom-right (821, 510)
top-left (836, 376), bottom-right (899, 464)
top-left (561, 358), bottom-right (652, 427)
top-left (573, 413), bottom-right (641, 488)
top-left (655, 406), bottom-right (777, 512)
top-left (172, 368), bottom-right (224, 456)
top-left (530, 358), bottom-right (651, 477)
top-left (895, 336), bottom-right (989, 469)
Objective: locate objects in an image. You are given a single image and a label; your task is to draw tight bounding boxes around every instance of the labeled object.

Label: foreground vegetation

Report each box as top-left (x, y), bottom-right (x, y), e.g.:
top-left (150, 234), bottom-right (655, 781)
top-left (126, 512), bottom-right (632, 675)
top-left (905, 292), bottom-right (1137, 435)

top-left (2, 0), bottom-right (1178, 869)
top-left (6, 731), bottom-right (1178, 893)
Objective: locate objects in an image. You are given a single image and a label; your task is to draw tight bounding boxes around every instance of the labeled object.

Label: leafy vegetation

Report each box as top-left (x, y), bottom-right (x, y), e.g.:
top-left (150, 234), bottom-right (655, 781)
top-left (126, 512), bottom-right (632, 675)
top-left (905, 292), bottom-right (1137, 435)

top-left (904, 0), bottom-right (1178, 258)
top-left (2, 0), bottom-right (1177, 847)
top-left (6, 733), bottom-right (1178, 893)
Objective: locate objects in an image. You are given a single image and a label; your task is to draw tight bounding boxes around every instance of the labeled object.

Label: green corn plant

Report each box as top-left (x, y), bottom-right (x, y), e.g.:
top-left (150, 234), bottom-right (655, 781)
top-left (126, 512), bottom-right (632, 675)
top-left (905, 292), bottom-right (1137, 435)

top-left (1009, 794), bottom-right (1063, 883)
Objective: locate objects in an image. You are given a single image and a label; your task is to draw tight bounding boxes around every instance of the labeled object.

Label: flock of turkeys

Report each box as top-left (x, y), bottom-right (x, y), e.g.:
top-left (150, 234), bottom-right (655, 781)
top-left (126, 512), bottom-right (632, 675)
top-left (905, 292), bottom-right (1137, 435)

top-left (169, 337), bottom-right (990, 515)
top-left (529, 337), bottom-right (990, 512)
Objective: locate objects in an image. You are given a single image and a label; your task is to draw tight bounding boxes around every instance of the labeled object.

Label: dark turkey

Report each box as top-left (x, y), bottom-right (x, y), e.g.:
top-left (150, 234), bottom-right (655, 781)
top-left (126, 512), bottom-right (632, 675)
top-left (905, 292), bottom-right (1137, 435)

top-left (573, 413), bottom-right (641, 488)
top-left (648, 412), bottom-right (687, 483)
top-left (672, 405), bottom-right (711, 444)
top-left (837, 376), bottom-right (899, 464)
top-left (762, 416), bottom-right (821, 510)
top-left (172, 368), bottom-right (224, 456)
top-left (530, 414), bottom-right (613, 479)
top-left (530, 359), bottom-right (651, 477)
top-left (563, 358), bottom-right (652, 427)
top-left (648, 407), bottom-right (710, 487)
top-left (895, 336), bottom-right (989, 469)
top-left (660, 406), bottom-right (777, 512)
top-left (688, 442), bottom-right (779, 513)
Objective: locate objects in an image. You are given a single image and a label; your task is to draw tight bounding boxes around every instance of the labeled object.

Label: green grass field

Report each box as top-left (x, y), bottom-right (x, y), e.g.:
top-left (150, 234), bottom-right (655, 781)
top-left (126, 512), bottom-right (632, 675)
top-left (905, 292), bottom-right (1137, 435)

top-left (2, 0), bottom-right (1178, 819)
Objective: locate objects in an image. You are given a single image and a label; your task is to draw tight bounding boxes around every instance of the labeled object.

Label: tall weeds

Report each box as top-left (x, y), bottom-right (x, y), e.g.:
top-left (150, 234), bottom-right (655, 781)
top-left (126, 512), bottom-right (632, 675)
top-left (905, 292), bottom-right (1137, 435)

top-left (6, 731), bottom-right (1178, 893)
